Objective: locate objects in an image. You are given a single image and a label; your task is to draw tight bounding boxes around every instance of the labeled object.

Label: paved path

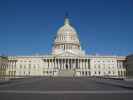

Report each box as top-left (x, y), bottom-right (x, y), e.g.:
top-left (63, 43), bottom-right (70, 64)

top-left (0, 77), bottom-right (133, 100)
top-left (0, 90), bottom-right (133, 94)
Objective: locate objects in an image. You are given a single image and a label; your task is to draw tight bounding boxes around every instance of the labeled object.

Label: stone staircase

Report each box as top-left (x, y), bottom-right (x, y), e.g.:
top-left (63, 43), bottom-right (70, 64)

top-left (58, 69), bottom-right (75, 77)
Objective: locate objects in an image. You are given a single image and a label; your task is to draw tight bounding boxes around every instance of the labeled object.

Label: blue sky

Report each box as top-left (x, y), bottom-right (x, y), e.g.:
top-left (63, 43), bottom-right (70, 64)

top-left (0, 0), bottom-right (133, 56)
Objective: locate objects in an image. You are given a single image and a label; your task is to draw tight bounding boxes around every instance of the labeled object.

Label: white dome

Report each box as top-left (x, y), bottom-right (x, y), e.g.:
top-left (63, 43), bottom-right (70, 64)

top-left (52, 17), bottom-right (85, 56)
top-left (57, 21), bottom-right (77, 35)
top-left (55, 18), bottom-right (79, 44)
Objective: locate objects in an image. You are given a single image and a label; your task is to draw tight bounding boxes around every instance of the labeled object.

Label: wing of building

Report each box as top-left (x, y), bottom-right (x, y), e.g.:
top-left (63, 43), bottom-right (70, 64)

top-left (0, 56), bottom-right (8, 79)
top-left (6, 16), bottom-right (127, 78)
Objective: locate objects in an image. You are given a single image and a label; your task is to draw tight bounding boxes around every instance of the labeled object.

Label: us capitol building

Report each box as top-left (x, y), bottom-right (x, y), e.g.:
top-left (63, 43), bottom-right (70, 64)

top-left (6, 16), bottom-right (127, 78)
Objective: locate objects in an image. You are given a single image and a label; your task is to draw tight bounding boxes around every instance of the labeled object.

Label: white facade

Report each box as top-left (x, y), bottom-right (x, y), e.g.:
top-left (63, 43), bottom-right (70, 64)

top-left (0, 56), bottom-right (8, 78)
top-left (7, 17), bottom-right (127, 77)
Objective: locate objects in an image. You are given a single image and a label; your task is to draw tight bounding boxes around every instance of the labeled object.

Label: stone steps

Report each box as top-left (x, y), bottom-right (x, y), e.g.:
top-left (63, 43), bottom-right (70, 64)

top-left (58, 69), bottom-right (75, 77)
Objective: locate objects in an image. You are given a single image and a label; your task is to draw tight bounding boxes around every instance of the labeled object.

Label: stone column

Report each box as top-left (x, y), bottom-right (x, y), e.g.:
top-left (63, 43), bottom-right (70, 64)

top-left (11, 61), bottom-right (13, 77)
top-left (52, 59), bottom-right (53, 69)
top-left (57, 59), bottom-right (59, 69)
top-left (80, 59), bottom-right (81, 69)
top-left (83, 59), bottom-right (85, 69)
top-left (81, 59), bottom-right (83, 69)
top-left (81, 59), bottom-right (83, 76)
top-left (88, 59), bottom-right (90, 69)
top-left (72, 58), bottom-right (75, 69)
top-left (55, 59), bottom-right (57, 69)
top-left (78, 58), bottom-right (80, 69)
top-left (67, 59), bottom-right (69, 70)
top-left (52, 59), bottom-right (54, 75)
top-left (68, 59), bottom-right (69, 69)
top-left (60, 59), bottom-right (62, 70)
top-left (14, 61), bottom-right (16, 77)
top-left (54, 58), bottom-right (55, 69)
top-left (49, 59), bottom-right (51, 69)
top-left (74, 59), bottom-right (76, 69)
top-left (61, 59), bottom-right (62, 70)
top-left (48, 58), bottom-right (51, 68)
top-left (65, 59), bottom-right (67, 70)
top-left (51, 59), bottom-right (52, 69)
top-left (48, 59), bottom-right (50, 69)
top-left (62, 59), bottom-right (63, 70)
top-left (75, 59), bottom-right (77, 69)
top-left (12, 61), bottom-right (14, 77)
top-left (70, 59), bottom-right (71, 69)
top-left (85, 59), bottom-right (87, 69)
top-left (59, 59), bottom-right (61, 70)
top-left (53, 58), bottom-right (55, 69)
top-left (64, 58), bottom-right (66, 69)
top-left (84, 59), bottom-right (86, 69)
top-left (12, 61), bottom-right (13, 74)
